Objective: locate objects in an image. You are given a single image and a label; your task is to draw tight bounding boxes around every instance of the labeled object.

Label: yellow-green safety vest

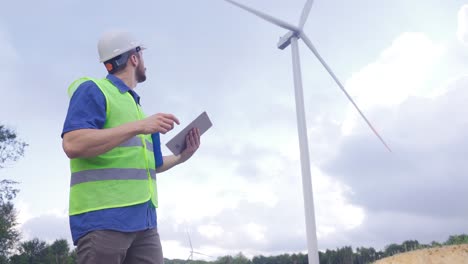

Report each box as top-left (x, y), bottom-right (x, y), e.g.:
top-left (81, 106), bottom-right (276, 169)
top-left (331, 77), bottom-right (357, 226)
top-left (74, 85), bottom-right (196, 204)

top-left (67, 77), bottom-right (157, 216)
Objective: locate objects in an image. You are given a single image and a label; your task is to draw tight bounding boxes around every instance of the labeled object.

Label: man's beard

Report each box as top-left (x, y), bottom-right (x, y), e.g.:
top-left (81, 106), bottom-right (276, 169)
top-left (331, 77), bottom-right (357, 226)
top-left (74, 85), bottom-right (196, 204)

top-left (136, 64), bottom-right (147, 83)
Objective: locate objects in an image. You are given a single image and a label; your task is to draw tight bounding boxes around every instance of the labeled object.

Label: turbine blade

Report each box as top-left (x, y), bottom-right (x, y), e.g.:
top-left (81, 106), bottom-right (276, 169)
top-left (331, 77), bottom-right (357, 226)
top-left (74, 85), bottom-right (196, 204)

top-left (187, 231), bottom-right (193, 250)
top-left (300, 33), bottom-right (392, 152)
top-left (225, 0), bottom-right (300, 32)
top-left (193, 251), bottom-right (213, 258)
top-left (299, 0), bottom-right (314, 29)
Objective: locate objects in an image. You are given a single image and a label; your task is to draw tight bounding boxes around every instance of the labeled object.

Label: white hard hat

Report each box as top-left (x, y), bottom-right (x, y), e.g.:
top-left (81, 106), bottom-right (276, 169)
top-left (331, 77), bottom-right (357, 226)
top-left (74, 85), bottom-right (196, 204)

top-left (97, 30), bottom-right (146, 63)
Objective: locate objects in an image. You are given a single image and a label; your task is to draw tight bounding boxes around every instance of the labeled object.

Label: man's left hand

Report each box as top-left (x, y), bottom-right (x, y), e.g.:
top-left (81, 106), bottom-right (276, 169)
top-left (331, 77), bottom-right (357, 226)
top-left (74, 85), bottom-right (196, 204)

top-left (180, 128), bottom-right (201, 162)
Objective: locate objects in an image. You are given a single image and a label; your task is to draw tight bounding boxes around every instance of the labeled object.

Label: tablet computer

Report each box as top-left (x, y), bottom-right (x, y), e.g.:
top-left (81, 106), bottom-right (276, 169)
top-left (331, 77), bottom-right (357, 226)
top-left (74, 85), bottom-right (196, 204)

top-left (165, 111), bottom-right (212, 155)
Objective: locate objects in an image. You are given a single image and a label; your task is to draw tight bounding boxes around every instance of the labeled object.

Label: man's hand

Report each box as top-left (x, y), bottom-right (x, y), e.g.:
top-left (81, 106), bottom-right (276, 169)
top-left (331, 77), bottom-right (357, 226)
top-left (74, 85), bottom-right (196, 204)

top-left (180, 128), bottom-right (201, 162)
top-left (156, 128), bottom-right (201, 173)
top-left (139, 113), bottom-right (180, 134)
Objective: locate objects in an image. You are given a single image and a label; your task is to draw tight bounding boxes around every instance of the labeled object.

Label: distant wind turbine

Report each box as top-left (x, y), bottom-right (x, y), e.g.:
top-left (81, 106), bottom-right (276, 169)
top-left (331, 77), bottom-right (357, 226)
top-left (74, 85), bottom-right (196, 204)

top-left (186, 231), bottom-right (213, 262)
top-left (224, 1), bottom-right (392, 264)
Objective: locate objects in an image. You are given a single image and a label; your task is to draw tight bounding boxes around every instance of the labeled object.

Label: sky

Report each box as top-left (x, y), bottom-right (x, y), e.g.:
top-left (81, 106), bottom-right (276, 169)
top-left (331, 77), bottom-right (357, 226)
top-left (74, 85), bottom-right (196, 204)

top-left (1, 0), bottom-right (468, 260)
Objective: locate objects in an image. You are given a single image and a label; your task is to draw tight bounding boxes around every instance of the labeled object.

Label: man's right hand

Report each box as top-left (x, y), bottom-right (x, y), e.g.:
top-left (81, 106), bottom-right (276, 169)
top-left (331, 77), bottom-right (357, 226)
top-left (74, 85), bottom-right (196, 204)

top-left (138, 113), bottom-right (180, 134)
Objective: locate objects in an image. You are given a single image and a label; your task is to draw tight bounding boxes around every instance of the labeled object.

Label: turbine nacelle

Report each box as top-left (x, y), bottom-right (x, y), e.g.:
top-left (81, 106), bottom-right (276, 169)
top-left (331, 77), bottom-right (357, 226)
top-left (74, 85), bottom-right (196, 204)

top-left (278, 31), bottom-right (298, 50)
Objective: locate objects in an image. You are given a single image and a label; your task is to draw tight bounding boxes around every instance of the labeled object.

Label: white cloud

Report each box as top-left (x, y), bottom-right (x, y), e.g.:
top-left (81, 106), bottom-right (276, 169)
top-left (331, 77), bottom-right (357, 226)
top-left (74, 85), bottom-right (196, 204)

top-left (20, 213), bottom-right (70, 244)
top-left (15, 201), bottom-right (70, 244)
top-left (161, 240), bottom-right (191, 260)
top-left (348, 32), bottom-right (445, 107)
top-left (312, 167), bottom-right (365, 240)
top-left (457, 5), bottom-right (468, 45)
top-left (156, 157), bottom-right (365, 257)
top-left (320, 68), bottom-right (468, 249)
top-left (198, 224), bottom-right (224, 239)
top-left (342, 32), bottom-right (446, 135)
top-left (245, 223), bottom-right (266, 242)
top-left (0, 26), bottom-right (18, 64)
top-left (0, 25), bottom-right (20, 119)
top-left (15, 200), bottom-right (33, 226)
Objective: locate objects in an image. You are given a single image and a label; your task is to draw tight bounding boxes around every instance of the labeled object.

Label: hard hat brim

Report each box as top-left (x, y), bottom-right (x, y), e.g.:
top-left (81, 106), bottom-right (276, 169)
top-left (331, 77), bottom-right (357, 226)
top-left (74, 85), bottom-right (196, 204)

top-left (100, 45), bottom-right (147, 63)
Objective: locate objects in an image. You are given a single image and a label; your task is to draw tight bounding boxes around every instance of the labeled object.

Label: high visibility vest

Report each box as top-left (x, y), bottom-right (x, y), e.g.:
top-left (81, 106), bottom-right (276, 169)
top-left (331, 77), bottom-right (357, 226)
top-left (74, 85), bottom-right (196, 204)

top-left (67, 77), bottom-right (157, 216)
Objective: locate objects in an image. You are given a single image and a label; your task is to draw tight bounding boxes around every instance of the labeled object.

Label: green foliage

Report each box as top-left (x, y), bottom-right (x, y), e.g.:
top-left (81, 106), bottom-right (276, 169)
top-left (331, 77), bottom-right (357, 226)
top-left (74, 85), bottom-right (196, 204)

top-left (445, 234), bottom-right (468, 245)
top-left (0, 180), bottom-right (19, 206)
top-left (252, 253), bottom-right (308, 264)
top-left (431, 241), bottom-right (442, 247)
top-left (354, 247), bottom-right (377, 264)
top-left (0, 180), bottom-right (20, 259)
top-left (290, 253), bottom-right (308, 264)
top-left (231, 253), bottom-right (251, 264)
top-left (10, 238), bottom-right (75, 264)
top-left (0, 255), bottom-right (8, 264)
top-left (318, 247), bottom-right (354, 264)
top-left (215, 255), bottom-right (234, 264)
top-left (0, 188), bottom-right (20, 259)
top-left (0, 125), bottom-right (28, 169)
top-left (10, 238), bottom-right (48, 264)
top-left (401, 240), bottom-right (420, 252)
top-left (164, 259), bottom-right (188, 264)
top-left (192, 235), bottom-right (468, 264)
top-left (212, 253), bottom-right (252, 264)
top-left (384, 243), bottom-right (403, 257)
top-left (0, 125), bottom-right (25, 261)
top-left (47, 239), bottom-right (72, 264)
top-left (164, 256), bottom-right (212, 264)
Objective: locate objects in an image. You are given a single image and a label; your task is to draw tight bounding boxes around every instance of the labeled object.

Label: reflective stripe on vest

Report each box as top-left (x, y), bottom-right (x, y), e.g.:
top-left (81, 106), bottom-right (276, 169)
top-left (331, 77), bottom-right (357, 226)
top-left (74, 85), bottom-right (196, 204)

top-left (120, 137), bottom-right (153, 152)
top-left (70, 168), bottom-right (156, 187)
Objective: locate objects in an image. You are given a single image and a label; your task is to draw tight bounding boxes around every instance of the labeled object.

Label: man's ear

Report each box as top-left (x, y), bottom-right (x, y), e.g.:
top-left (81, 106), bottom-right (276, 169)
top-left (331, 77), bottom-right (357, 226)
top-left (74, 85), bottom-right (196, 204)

top-left (130, 54), bottom-right (139, 66)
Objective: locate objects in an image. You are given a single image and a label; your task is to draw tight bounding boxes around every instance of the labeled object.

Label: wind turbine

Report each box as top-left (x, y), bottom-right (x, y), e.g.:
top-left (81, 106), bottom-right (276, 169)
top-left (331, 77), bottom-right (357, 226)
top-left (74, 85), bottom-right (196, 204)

top-left (224, 1), bottom-right (392, 264)
top-left (186, 231), bottom-right (213, 262)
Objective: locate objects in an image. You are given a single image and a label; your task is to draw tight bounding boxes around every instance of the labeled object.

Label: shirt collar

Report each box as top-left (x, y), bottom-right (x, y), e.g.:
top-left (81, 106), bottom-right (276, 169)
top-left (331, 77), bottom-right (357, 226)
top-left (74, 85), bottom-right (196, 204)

top-left (106, 74), bottom-right (141, 104)
top-left (107, 74), bottom-right (131, 93)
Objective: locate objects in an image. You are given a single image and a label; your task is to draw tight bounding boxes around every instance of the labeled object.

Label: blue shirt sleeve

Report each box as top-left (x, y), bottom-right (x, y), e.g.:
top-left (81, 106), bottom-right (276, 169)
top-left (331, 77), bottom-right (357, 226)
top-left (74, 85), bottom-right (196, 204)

top-left (152, 133), bottom-right (163, 168)
top-left (61, 81), bottom-right (106, 137)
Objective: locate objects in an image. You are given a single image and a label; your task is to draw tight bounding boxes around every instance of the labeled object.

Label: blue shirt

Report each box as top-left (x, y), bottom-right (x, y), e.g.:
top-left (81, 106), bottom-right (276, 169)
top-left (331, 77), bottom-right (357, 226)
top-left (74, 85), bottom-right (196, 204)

top-left (62, 74), bottom-right (162, 245)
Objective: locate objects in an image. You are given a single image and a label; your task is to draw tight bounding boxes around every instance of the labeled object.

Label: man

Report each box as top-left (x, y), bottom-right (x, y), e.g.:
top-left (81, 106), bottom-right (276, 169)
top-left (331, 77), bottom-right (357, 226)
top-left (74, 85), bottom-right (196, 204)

top-left (61, 30), bottom-right (201, 264)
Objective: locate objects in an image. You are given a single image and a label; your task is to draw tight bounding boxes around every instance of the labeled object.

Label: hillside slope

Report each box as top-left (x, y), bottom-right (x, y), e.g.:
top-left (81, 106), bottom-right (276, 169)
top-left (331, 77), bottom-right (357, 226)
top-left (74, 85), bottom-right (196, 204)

top-left (374, 244), bottom-right (468, 264)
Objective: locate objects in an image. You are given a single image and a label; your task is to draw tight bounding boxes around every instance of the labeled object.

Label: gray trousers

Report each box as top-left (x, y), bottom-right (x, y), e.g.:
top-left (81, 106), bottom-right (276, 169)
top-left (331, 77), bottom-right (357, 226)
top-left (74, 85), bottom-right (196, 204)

top-left (76, 228), bottom-right (164, 264)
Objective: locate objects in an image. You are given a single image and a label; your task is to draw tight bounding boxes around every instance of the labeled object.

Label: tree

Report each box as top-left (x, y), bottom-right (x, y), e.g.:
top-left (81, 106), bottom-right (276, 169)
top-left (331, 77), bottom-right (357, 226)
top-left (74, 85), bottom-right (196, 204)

top-left (0, 125), bottom-right (27, 261)
top-left (431, 241), bottom-right (442, 247)
top-left (47, 239), bottom-right (71, 264)
top-left (290, 253), bottom-right (307, 264)
top-left (445, 234), bottom-right (468, 245)
top-left (336, 246), bottom-right (353, 264)
top-left (0, 181), bottom-right (20, 260)
top-left (402, 240), bottom-right (420, 252)
top-left (216, 255), bottom-right (234, 264)
top-left (10, 239), bottom-right (75, 264)
top-left (355, 247), bottom-right (377, 264)
top-left (231, 253), bottom-right (251, 264)
top-left (384, 243), bottom-right (403, 257)
top-left (69, 248), bottom-right (77, 264)
top-left (10, 238), bottom-right (48, 264)
top-left (0, 126), bottom-right (27, 169)
top-left (320, 249), bottom-right (338, 264)
top-left (252, 255), bottom-right (268, 264)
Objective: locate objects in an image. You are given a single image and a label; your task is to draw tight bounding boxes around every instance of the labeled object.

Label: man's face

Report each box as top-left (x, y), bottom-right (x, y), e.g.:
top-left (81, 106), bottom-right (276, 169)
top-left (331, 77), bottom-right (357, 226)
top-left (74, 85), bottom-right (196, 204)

top-left (136, 52), bottom-right (147, 83)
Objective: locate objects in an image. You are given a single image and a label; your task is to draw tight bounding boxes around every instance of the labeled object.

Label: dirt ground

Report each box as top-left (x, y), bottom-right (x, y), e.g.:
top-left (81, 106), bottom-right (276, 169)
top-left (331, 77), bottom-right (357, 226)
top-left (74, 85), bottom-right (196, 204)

top-left (374, 244), bottom-right (468, 264)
